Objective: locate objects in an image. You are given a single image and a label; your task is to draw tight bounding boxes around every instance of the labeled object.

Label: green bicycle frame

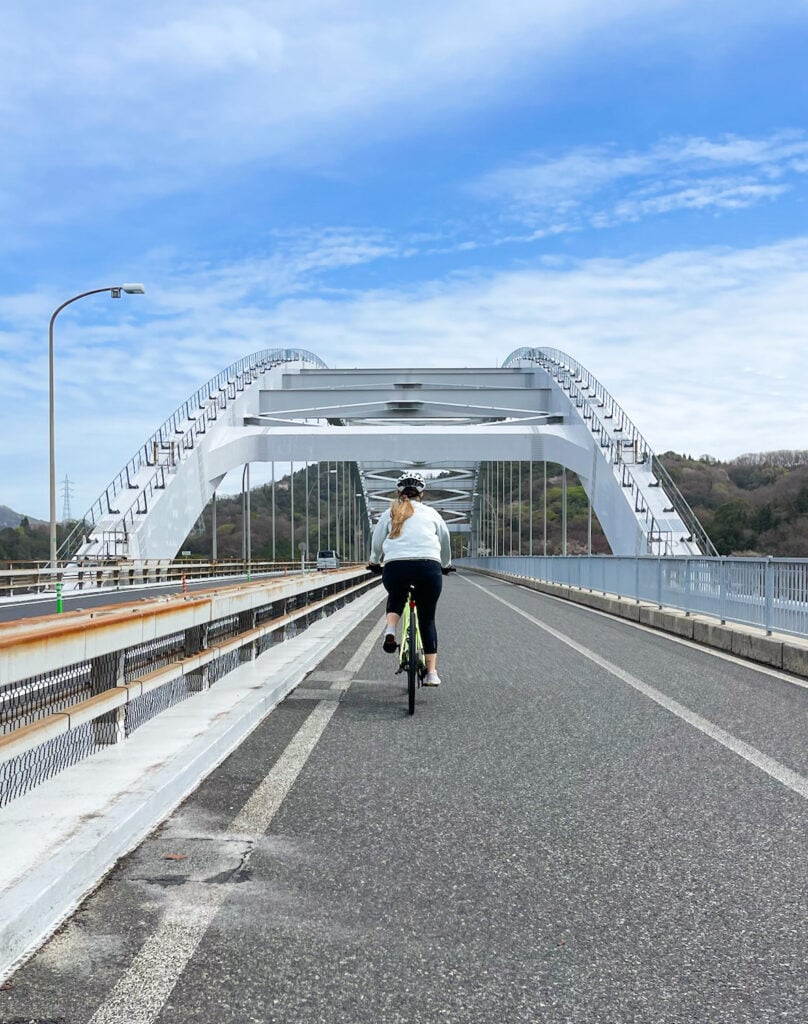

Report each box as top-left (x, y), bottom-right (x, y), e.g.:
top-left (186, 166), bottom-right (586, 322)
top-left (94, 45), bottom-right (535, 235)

top-left (398, 589), bottom-right (427, 714)
top-left (398, 596), bottom-right (425, 671)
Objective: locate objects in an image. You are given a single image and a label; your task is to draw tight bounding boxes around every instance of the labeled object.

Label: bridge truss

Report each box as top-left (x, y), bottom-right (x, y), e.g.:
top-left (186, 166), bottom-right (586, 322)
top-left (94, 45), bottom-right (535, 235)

top-left (63, 348), bottom-right (714, 563)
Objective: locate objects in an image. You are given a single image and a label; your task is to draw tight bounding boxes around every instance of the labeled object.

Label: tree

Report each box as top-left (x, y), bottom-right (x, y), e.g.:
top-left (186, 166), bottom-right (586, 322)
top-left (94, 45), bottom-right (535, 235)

top-left (709, 501), bottom-right (751, 555)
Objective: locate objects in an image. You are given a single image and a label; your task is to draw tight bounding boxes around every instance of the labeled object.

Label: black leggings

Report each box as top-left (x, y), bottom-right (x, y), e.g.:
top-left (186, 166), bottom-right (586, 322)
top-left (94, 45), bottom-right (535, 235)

top-left (382, 559), bottom-right (443, 655)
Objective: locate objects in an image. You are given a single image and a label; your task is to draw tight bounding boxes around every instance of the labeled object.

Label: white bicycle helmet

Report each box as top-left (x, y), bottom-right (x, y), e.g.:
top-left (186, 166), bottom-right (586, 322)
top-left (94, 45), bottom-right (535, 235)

top-left (396, 471), bottom-right (426, 495)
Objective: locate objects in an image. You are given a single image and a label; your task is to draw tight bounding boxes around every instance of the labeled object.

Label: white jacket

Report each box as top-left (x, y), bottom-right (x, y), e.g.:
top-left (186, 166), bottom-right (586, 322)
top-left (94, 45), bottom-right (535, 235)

top-left (370, 501), bottom-right (452, 567)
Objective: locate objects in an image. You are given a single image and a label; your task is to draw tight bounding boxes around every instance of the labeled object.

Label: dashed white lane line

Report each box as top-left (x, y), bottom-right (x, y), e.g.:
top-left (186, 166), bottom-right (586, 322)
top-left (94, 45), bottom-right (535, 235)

top-left (342, 612), bottom-right (387, 677)
top-left (88, 612), bottom-right (383, 1024)
top-left (467, 576), bottom-right (808, 801)
top-left (88, 702), bottom-right (340, 1024)
top-left (87, 890), bottom-right (226, 1024)
top-left (229, 700), bottom-right (339, 836)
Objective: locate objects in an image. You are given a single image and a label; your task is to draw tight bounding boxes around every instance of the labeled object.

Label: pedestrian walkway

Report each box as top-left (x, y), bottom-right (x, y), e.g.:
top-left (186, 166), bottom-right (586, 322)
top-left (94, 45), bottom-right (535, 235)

top-left (2, 573), bottom-right (807, 1023)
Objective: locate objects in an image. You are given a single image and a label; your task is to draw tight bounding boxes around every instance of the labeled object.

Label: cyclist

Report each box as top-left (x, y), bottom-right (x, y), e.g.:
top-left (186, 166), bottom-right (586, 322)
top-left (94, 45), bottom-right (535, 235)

top-left (367, 471), bottom-right (452, 686)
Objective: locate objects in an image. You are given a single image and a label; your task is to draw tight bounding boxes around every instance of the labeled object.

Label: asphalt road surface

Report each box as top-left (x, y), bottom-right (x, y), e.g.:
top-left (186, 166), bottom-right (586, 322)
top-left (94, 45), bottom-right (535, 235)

top-left (2, 571), bottom-right (806, 1023)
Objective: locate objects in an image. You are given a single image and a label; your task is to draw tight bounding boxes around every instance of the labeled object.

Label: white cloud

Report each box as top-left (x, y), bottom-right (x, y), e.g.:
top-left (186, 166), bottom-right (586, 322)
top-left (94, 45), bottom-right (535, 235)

top-left (1, 1), bottom-right (804, 232)
top-left (673, 133), bottom-right (808, 169)
top-left (473, 132), bottom-right (808, 229)
top-left (3, 236), bottom-right (807, 518)
top-left (606, 180), bottom-right (790, 222)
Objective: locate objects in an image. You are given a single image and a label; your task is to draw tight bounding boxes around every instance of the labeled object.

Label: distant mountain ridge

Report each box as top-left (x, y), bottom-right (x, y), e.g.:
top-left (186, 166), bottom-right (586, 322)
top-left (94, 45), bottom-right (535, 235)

top-left (0, 505), bottom-right (47, 529)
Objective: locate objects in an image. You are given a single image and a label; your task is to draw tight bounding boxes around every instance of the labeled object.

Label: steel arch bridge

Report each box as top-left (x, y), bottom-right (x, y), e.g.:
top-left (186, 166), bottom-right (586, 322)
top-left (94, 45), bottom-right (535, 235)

top-left (62, 347), bottom-right (714, 563)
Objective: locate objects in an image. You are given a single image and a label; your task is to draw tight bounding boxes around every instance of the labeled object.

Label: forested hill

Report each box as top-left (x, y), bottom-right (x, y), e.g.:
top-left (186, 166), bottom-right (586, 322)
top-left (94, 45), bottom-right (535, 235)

top-left (659, 451), bottom-right (808, 556)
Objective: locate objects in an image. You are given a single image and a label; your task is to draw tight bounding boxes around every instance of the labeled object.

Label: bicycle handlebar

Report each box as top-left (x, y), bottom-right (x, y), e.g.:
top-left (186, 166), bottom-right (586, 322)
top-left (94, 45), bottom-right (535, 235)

top-left (366, 562), bottom-right (455, 575)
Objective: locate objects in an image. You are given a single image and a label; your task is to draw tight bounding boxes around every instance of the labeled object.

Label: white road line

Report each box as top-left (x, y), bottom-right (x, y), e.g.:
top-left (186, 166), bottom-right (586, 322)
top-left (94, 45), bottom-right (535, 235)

top-left (90, 703), bottom-right (339, 1024)
top-left (466, 576), bottom-right (808, 801)
top-left (230, 700), bottom-right (339, 835)
top-left (342, 611), bottom-right (387, 676)
top-left (89, 606), bottom-right (384, 1024)
top-left (88, 890), bottom-right (227, 1024)
top-left (504, 574), bottom-right (808, 692)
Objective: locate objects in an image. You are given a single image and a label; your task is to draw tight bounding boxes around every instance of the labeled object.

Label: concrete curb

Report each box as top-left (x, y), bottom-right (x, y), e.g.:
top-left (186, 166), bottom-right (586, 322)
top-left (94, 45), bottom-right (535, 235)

top-left (469, 569), bottom-right (808, 683)
top-left (0, 586), bottom-right (385, 981)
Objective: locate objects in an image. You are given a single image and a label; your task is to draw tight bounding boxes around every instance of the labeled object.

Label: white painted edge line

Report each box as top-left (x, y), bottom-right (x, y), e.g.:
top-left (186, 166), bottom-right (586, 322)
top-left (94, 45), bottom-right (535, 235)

top-left (230, 700), bottom-right (340, 836)
top-left (87, 598), bottom-right (385, 1024)
top-left (87, 889), bottom-right (227, 1024)
top-left (342, 612), bottom-right (387, 676)
top-left (465, 576), bottom-right (808, 801)
top-left (0, 585), bottom-right (385, 984)
top-left (88, 701), bottom-right (341, 1024)
top-left (477, 570), bottom-right (808, 692)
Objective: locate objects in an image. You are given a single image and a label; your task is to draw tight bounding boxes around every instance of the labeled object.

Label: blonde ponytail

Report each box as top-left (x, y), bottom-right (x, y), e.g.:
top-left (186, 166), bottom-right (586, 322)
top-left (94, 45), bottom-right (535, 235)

top-left (389, 495), bottom-right (417, 538)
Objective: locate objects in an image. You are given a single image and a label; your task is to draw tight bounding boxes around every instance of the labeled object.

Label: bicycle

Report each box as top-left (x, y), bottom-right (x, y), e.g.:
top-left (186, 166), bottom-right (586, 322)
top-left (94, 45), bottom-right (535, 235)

top-left (366, 563), bottom-right (454, 716)
top-left (396, 585), bottom-right (427, 715)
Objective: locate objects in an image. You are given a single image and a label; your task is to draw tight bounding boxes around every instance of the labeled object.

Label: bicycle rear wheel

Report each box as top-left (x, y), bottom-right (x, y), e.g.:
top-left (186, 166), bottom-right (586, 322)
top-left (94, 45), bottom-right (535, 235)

top-left (407, 602), bottom-right (417, 715)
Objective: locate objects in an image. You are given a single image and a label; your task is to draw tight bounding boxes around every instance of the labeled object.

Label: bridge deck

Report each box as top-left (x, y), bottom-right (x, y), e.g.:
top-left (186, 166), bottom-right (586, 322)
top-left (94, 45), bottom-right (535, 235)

top-left (2, 573), bottom-right (807, 1023)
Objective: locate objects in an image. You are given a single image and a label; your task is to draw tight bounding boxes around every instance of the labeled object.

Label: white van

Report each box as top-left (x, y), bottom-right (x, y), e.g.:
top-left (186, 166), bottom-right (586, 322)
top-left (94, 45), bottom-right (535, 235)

top-left (316, 550), bottom-right (340, 570)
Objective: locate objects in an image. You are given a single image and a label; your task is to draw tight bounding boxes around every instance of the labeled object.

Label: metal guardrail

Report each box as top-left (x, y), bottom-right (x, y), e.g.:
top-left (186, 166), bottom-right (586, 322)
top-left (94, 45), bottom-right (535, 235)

top-left (0, 569), bottom-right (379, 806)
top-left (0, 559), bottom-right (356, 600)
top-left (59, 348), bottom-right (327, 560)
top-left (504, 347), bottom-right (718, 556)
top-left (460, 556), bottom-right (808, 638)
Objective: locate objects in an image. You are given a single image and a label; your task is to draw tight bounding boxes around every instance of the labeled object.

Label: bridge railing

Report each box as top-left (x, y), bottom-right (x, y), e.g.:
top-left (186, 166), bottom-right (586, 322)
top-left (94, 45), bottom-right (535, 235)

top-left (505, 348), bottom-right (717, 556)
top-left (0, 568), bottom-right (379, 807)
top-left (59, 348), bottom-right (327, 560)
top-left (460, 555), bottom-right (808, 638)
top-left (0, 559), bottom-right (342, 599)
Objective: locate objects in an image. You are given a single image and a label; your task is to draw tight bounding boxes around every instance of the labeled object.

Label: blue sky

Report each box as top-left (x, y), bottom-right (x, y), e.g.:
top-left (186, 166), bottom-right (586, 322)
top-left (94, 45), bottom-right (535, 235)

top-left (2, 0), bottom-right (808, 519)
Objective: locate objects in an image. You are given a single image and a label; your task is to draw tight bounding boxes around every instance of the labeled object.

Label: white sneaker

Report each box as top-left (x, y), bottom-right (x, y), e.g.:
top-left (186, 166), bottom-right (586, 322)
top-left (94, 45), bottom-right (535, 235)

top-left (423, 671), bottom-right (441, 687)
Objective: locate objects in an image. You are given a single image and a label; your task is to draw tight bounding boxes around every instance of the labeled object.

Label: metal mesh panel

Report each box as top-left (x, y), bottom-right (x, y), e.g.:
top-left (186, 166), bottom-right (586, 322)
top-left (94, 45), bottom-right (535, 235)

top-left (0, 717), bottom-right (116, 807)
top-left (256, 627), bottom-right (285, 656)
top-left (208, 649), bottom-right (241, 685)
top-left (184, 624), bottom-right (206, 657)
top-left (0, 662), bottom-right (92, 734)
top-left (207, 614), bottom-right (240, 645)
top-left (124, 632), bottom-right (185, 683)
top-left (90, 650), bottom-right (121, 694)
top-left (255, 602), bottom-right (278, 626)
top-left (125, 677), bottom-right (196, 735)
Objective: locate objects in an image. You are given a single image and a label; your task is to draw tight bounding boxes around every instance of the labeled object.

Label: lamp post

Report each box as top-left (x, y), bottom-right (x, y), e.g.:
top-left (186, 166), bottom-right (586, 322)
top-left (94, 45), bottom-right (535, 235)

top-left (49, 284), bottom-right (145, 572)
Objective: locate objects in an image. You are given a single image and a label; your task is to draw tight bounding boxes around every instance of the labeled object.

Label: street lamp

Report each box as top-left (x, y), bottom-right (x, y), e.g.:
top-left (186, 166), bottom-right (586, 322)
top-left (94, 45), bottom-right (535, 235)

top-left (49, 284), bottom-right (145, 571)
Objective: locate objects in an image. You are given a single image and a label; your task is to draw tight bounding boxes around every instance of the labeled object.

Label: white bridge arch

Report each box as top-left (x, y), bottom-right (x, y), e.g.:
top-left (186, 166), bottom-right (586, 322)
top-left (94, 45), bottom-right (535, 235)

top-left (63, 347), bottom-right (714, 563)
